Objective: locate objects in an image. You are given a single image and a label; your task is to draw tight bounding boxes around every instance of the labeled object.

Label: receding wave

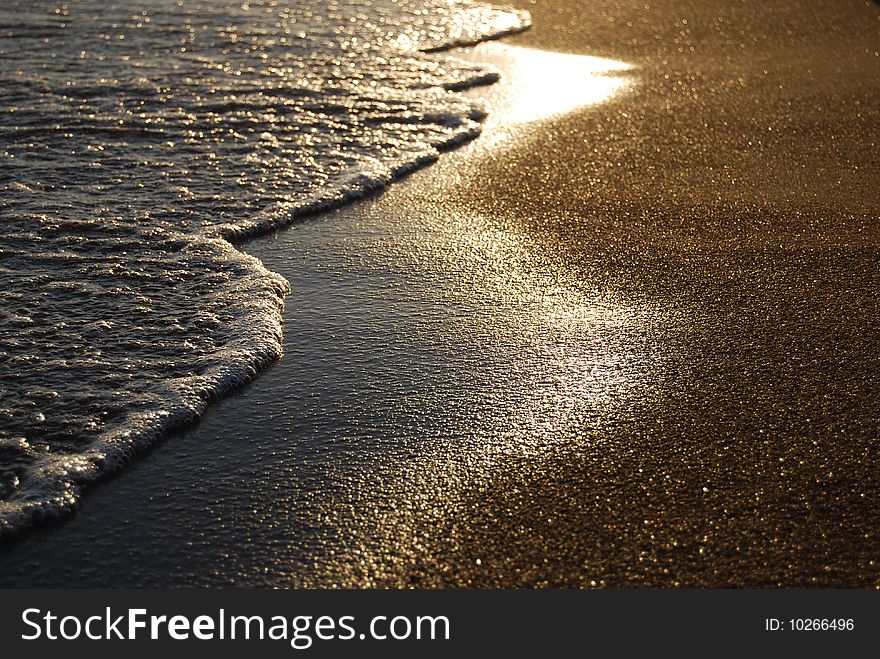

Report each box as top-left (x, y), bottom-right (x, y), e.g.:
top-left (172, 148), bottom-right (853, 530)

top-left (0, 0), bottom-right (529, 537)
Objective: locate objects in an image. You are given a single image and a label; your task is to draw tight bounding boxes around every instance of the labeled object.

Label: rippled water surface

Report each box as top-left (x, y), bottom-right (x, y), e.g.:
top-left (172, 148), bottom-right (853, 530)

top-left (0, 0), bottom-right (529, 535)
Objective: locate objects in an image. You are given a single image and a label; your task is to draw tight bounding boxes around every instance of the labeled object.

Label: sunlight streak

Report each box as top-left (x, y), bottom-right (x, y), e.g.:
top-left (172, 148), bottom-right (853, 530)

top-left (455, 43), bottom-right (635, 132)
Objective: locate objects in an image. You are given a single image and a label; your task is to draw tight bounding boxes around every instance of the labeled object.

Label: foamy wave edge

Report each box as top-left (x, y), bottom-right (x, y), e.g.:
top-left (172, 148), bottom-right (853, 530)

top-left (0, 6), bottom-right (531, 541)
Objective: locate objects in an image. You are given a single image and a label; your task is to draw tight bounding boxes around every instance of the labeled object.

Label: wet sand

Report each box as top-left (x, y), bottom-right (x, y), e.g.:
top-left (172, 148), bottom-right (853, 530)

top-left (1, 0), bottom-right (879, 587)
top-left (429, 0), bottom-right (880, 587)
top-left (401, 0), bottom-right (880, 586)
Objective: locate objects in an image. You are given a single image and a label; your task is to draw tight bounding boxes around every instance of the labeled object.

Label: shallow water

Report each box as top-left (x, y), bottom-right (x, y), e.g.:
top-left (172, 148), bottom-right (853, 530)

top-left (0, 0), bottom-right (528, 535)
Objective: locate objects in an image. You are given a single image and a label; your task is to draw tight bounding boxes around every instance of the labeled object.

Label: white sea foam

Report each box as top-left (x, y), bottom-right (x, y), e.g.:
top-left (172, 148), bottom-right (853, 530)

top-left (0, 0), bottom-right (529, 537)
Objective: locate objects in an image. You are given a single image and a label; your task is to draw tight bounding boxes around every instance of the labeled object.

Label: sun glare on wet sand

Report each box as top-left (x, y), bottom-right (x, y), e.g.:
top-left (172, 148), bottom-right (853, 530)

top-left (456, 43), bottom-right (634, 135)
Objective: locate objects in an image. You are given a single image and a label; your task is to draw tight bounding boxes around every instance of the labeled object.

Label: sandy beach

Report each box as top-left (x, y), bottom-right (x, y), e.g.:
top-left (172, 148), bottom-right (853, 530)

top-left (1, 0), bottom-right (878, 587)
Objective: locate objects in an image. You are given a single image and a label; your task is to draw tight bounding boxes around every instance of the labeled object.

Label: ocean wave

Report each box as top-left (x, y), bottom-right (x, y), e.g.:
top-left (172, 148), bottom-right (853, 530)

top-left (0, 0), bottom-right (529, 538)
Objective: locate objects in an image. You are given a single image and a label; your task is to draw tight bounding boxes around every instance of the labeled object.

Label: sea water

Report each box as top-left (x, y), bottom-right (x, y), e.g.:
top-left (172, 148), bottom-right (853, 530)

top-left (0, 0), bottom-right (529, 536)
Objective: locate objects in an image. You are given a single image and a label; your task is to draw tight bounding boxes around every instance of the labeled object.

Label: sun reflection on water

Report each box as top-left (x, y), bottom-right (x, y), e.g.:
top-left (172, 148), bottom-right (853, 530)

top-left (416, 210), bottom-right (659, 459)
